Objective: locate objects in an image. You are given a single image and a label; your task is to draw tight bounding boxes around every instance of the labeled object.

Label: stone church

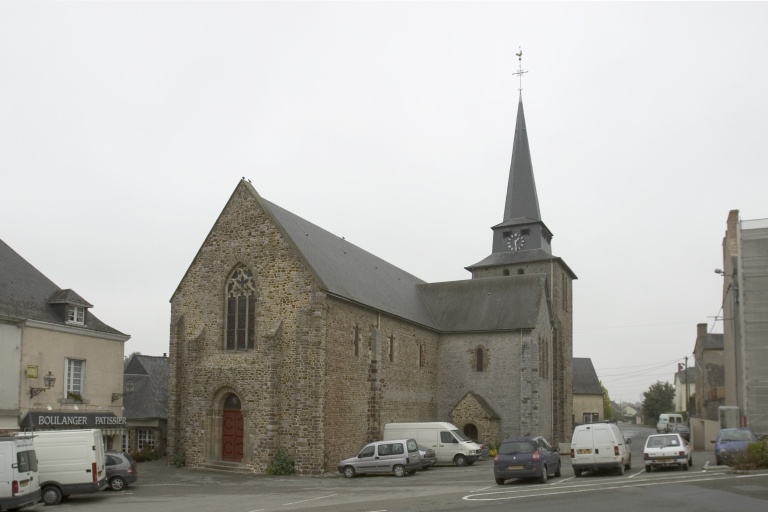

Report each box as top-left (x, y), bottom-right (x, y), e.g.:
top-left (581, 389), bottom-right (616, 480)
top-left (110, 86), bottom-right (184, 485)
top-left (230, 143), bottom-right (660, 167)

top-left (167, 94), bottom-right (576, 474)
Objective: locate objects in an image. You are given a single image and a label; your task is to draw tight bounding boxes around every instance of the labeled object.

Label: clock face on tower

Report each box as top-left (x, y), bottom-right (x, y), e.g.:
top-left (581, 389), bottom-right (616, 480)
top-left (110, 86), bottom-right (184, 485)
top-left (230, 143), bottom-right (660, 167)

top-left (505, 231), bottom-right (526, 252)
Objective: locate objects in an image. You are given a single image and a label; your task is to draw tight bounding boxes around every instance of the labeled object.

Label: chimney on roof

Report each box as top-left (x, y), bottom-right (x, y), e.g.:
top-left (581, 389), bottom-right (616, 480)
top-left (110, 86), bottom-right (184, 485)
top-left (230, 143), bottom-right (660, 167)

top-left (697, 323), bottom-right (707, 337)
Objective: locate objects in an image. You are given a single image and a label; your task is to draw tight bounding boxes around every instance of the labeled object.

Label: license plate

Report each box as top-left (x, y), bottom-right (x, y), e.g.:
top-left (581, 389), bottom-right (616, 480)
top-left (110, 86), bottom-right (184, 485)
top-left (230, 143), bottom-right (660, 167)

top-left (577, 449), bottom-right (591, 454)
top-left (508, 465), bottom-right (524, 470)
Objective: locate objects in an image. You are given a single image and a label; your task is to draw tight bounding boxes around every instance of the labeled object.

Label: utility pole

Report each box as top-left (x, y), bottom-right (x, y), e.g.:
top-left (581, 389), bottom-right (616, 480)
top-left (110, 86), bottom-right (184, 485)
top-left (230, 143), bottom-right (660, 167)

top-left (685, 356), bottom-right (690, 419)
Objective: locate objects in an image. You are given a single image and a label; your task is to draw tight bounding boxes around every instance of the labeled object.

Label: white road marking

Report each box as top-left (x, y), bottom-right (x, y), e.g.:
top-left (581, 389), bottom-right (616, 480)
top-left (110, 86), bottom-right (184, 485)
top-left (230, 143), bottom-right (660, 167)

top-left (283, 494), bottom-right (338, 506)
top-left (462, 473), bottom-right (768, 502)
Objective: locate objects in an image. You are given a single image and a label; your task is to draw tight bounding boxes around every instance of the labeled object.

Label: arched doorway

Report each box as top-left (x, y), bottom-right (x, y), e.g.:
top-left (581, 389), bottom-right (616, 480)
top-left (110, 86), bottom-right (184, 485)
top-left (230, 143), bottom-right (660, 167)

top-left (464, 423), bottom-right (479, 442)
top-left (222, 393), bottom-right (244, 462)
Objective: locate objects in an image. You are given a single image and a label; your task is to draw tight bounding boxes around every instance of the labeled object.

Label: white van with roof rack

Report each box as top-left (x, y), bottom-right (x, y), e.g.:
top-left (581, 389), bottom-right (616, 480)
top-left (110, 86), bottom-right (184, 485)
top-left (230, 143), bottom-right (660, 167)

top-left (0, 436), bottom-right (41, 511)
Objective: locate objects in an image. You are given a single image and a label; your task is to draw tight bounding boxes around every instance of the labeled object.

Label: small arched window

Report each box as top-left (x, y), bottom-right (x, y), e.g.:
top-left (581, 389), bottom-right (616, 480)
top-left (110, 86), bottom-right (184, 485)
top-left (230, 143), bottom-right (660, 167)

top-left (226, 266), bottom-right (256, 350)
top-left (476, 347), bottom-right (485, 372)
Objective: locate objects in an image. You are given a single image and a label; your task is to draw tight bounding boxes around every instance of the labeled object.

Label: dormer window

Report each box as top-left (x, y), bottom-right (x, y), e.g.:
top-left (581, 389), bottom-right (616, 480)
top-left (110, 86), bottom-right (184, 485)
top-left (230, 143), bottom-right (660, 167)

top-left (67, 305), bottom-right (85, 325)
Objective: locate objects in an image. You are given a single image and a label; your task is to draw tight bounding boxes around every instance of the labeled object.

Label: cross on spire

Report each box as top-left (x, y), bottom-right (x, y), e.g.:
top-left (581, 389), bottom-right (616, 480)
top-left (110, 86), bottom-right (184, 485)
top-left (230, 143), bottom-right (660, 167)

top-left (512, 47), bottom-right (528, 94)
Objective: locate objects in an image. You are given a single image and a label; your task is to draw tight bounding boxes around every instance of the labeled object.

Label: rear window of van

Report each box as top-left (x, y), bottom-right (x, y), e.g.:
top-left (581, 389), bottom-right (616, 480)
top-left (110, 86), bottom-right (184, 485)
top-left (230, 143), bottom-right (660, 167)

top-left (17, 449), bottom-right (38, 473)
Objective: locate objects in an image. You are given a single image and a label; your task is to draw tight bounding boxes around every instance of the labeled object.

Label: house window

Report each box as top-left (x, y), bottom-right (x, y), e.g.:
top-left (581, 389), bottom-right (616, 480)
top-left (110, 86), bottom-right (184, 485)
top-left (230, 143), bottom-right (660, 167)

top-left (225, 266), bottom-right (256, 350)
top-left (65, 359), bottom-right (85, 396)
top-left (354, 325), bottom-right (360, 357)
top-left (388, 334), bottom-right (394, 362)
top-left (138, 429), bottom-right (156, 451)
top-left (121, 434), bottom-right (129, 453)
top-left (418, 343), bottom-right (425, 368)
top-left (476, 347), bottom-right (485, 372)
top-left (583, 412), bottom-right (599, 424)
top-left (67, 305), bottom-right (85, 324)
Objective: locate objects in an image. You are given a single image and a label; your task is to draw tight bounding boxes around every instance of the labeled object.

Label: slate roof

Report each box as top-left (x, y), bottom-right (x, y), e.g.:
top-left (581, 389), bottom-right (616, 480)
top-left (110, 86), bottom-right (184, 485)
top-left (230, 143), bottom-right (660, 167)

top-left (675, 367), bottom-right (696, 385)
top-left (250, 186), bottom-right (547, 333)
top-left (123, 354), bottom-right (168, 421)
top-left (0, 238), bottom-right (127, 337)
top-left (572, 357), bottom-right (602, 395)
top-left (417, 275), bottom-right (548, 332)
top-left (696, 332), bottom-right (724, 351)
top-left (466, 249), bottom-right (577, 279)
top-left (260, 194), bottom-right (439, 328)
top-left (504, 98), bottom-right (540, 223)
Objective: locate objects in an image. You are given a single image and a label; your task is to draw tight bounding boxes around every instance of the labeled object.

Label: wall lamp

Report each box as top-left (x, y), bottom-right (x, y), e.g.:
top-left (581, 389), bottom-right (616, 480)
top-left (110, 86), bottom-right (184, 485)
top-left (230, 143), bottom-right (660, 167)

top-left (30, 371), bottom-right (56, 398)
top-left (111, 381), bottom-right (135, 402)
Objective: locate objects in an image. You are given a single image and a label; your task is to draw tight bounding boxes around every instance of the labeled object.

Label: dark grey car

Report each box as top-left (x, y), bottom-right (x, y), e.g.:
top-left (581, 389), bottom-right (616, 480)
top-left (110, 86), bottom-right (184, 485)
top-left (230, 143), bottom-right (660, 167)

top-left (494, 436), bottom-right (561, 485)
top-left (105, 451), bottom-right (138, 491)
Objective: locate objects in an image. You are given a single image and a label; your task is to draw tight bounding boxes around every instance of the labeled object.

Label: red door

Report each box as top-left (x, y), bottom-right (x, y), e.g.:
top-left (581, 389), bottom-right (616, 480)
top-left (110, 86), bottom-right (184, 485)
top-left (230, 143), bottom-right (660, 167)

top-left (222, 409), bottom-right (244, 462)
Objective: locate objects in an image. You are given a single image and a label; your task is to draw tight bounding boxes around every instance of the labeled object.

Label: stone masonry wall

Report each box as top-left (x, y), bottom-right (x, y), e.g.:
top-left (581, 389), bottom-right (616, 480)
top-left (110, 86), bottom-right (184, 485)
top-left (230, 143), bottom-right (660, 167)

top-left (437, 292), bottom-right (554, 443)
top-left (168, 182), bottom-right (326, 474)
top-left (473, 260), bottom-right (572, 445)
top-left (324, 298), bottom-right (439, 471)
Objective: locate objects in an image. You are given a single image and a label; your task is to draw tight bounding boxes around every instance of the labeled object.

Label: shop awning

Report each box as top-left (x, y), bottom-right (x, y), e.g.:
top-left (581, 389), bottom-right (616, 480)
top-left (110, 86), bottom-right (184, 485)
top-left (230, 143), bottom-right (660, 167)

top-left (20, 411), bottom-right (126, 430)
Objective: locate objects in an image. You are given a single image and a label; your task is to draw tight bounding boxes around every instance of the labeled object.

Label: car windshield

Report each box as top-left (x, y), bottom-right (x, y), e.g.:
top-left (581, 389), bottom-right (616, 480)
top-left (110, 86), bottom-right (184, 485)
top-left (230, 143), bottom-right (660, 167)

top-left (720, 430), bottom-right (755, 442)
top-left (451, 430), bottom-right (471, 442)
top-left (498, 441), bottom-right (535, 455)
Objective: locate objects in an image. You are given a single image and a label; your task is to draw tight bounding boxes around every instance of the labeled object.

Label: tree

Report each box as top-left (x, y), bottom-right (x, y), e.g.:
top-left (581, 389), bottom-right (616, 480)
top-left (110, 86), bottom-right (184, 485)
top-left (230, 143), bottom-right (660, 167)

top-left (642, 381), bottom-right (675, 425)
top-left (601, 382), bottom-right (613, 420)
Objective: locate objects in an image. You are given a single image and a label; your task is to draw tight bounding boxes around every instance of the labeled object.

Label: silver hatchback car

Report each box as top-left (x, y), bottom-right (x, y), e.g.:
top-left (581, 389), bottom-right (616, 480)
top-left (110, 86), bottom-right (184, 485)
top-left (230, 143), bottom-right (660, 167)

top-left (105, 451), bottom-right (138, 491)
top-left (338, 439), bottom-right (421, 478)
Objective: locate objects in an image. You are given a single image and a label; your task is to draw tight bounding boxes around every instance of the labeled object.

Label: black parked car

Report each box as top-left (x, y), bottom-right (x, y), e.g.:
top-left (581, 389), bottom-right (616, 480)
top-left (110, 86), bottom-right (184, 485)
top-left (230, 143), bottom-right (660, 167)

top-left (105, 451), bottom-right (138, 491)
top-left (670, 424), bottom-right (691, 442)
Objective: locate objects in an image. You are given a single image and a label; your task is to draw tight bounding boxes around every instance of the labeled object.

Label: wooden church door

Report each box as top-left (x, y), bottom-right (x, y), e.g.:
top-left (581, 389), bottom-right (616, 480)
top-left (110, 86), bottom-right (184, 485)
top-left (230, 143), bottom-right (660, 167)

top-left (222, 393), bottom-right (244, 462)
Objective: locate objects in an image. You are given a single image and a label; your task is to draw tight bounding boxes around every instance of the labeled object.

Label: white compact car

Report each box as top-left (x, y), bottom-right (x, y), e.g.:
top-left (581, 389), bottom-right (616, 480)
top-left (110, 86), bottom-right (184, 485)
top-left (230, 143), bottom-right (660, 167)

top-left (643, 433), bottom-right (692, 472)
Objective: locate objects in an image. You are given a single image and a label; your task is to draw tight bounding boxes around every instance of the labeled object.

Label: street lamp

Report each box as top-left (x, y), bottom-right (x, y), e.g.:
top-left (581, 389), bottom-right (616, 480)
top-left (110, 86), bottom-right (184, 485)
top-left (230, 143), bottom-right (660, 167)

top-left (29, 371), bottom-right (56, 398)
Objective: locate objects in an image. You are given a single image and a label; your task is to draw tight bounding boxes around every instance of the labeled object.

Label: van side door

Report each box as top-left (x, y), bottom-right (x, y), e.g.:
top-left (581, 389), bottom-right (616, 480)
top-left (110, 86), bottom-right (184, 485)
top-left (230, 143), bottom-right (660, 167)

top-left (439, 430), bottom-right (459, 462)
top-left (375, 443), bottom-right (396, 473)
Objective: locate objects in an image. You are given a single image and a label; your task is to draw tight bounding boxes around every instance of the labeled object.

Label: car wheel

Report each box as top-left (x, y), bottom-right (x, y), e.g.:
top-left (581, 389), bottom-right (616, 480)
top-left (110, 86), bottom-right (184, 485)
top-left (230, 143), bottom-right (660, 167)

top-left (689, 455), bottom-right (693, 468)
top-left (495, 477), bottom-right (505, 485)
top-left (625, 454), bottom-right (631, 470)
top-left (683, 462), bottom-right (689, 471)
top-left (109, 476), bottom-right (127, 491)
top-left (343, 466), bottom-right (355, 478)
top-left (538, 464), bottom-right (548, 484)
top-left (393, 464), bottom-right (406, 477)
top-left (617, 464), bottom-right (625, 476)
top-left (645, 465), bottom-right (652, 473)
top-left (454, 454), bottom-right (467, 467)
top-left (42, 486), bottom-right (62, 506)
top-left (574, 468), bottom-right (582, 477)
top-left (554, 461), bottom-right (561, 477)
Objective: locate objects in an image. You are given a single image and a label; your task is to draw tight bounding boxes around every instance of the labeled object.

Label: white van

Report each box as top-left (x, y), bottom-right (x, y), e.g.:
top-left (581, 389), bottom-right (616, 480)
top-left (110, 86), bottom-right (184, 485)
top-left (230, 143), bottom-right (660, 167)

top-left (383, 422), bottom-right (483, 466)
top-left (656, 413), bottom-right (684, 433)
top-left (17, 429), bottom-right (107, 506)
top-left (570, 422), bottom-right (632, 476)
top-left (0, 436), bottom-right (41, 511)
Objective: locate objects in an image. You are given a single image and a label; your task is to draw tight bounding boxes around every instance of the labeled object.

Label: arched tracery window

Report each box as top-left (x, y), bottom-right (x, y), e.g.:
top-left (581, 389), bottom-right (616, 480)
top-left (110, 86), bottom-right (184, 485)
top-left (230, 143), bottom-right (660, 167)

top-left (226, 266), bottom-right (256, 350)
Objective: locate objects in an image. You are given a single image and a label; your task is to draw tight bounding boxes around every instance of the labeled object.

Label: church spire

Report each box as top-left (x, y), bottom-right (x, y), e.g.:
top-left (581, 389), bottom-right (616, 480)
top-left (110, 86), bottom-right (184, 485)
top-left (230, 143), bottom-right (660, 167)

top-left (503, 96), bottom-right (541, 223)
top-left (487, 52), bottom-right (553, 256)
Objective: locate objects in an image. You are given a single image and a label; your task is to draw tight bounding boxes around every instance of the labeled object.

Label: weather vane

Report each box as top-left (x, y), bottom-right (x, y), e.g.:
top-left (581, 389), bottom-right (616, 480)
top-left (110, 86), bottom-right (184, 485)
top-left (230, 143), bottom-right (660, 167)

top-left (512, 47), bottom-right (528, 94)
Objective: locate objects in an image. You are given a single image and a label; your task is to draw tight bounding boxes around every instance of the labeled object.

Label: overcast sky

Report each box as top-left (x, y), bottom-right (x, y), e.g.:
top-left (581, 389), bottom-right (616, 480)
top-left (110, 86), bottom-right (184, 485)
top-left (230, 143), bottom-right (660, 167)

top-left (2, 1), bottom-right (766, 404)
